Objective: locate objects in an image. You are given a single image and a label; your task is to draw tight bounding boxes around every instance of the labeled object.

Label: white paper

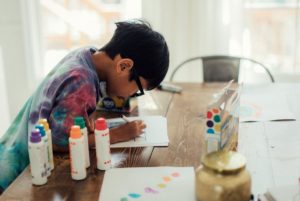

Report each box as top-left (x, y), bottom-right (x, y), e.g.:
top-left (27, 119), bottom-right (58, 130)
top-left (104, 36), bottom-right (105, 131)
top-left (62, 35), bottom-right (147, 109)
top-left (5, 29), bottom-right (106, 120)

top-left (266, 184), bottom-right (300, 201)
top-left (99, 167), bottom-right (196, 201)
top-left (240, 91), bottom-right (295, 122)
top-left (108, 116), bottom-right (169, 148)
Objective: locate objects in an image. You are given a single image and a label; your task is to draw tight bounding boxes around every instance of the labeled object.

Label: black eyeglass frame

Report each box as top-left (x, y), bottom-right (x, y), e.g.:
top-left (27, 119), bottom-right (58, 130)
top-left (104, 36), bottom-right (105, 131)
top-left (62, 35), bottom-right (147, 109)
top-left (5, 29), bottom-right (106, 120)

top-left (130, 68), bottom-right (145, 98)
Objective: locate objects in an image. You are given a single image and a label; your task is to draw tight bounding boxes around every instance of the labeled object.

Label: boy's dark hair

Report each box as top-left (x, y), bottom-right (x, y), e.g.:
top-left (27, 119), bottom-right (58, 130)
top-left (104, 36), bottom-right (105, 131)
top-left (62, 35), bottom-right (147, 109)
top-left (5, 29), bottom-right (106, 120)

top-left (100, 19), bottom-right (169, 90)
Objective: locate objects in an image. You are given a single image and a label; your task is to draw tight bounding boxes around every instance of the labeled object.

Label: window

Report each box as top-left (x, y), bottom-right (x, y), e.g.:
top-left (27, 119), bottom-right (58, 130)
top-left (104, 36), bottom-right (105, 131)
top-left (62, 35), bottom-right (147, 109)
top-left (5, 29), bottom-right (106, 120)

top-left (39, 0), bottom-right (141, 78)
top-left (242, 0), bottom-right (300, 73)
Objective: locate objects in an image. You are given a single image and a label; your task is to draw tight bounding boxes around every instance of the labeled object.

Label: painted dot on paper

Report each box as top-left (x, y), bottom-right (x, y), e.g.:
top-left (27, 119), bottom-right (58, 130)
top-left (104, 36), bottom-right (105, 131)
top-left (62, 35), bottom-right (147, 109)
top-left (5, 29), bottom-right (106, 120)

top-left (158, 183), bottom-right (167, 188)
top-left (128, 193), bottom-right (141, 199)
top-left (171, 172), bottom-right (180, 177)
top-left (162, 176), bottom-right (171, 182)
top-left (145, 187), bottom-right (159, 194)
top-left (120, 198), bottom-right (129, 201)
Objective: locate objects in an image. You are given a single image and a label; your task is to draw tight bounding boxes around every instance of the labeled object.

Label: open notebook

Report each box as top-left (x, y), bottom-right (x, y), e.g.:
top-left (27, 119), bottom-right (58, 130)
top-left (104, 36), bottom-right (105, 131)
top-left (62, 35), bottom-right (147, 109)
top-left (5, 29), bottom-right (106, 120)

top-left (108, 116), bottom-right (169, 148)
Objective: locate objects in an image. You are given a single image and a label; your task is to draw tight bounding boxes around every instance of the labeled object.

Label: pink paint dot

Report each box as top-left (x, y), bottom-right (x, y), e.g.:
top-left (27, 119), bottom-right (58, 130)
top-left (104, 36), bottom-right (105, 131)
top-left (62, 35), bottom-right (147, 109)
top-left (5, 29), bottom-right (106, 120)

top-left (171, 172), bottom-right (180, 177)
top-left (145, 187), bottom-right (159, 194)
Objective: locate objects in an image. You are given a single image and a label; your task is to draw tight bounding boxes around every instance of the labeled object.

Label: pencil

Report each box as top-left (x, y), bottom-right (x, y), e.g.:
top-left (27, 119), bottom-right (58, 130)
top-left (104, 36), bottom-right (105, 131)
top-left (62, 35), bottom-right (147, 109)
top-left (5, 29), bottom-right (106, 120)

top-left (122, 115), bottom-right (131, 123)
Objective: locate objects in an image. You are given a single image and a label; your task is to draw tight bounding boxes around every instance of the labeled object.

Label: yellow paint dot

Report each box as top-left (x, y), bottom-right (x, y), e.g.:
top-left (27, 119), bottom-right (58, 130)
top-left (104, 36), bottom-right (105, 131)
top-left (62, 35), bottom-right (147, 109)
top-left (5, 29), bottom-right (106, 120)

top-left (158, 183), bottom-right (166, 188)
top-left (214, 124), bottom-right (221, 132)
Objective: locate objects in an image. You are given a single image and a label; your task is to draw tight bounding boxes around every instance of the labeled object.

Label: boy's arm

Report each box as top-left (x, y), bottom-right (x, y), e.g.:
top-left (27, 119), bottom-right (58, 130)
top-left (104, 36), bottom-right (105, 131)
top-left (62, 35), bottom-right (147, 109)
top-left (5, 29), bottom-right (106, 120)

top-left (108, 121), bottom-right (146, 144)
top-left (53, 144), bottom-right (69, 153)
top-left (54, 120), bottom-right (146, 152)
top-left (49, 71), bottom-right (97, 152)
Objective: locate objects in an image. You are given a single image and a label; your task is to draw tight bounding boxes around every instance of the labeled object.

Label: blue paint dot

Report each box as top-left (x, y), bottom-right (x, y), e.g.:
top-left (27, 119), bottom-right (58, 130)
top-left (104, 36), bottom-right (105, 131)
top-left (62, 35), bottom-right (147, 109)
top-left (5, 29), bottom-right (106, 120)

top-left (207, 128), bottom-right (215, 134)
top-left (128, 193), bottom-right (141, 199)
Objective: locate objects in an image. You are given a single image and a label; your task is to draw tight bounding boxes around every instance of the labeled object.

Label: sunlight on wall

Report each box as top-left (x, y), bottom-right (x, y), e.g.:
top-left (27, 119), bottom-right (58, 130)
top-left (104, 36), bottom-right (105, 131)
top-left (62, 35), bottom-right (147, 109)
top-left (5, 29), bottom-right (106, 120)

top-left (0, 47), bottom-right (10, 136)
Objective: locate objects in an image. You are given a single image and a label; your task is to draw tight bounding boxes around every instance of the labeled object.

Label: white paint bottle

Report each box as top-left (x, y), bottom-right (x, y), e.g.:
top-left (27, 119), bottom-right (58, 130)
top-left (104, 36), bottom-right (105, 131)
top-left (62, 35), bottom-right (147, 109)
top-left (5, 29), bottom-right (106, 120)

top-left (95, 118), bottom-right (112, 170)
top-left (74, 116), bottom-right (90, 168)
top-left (28, 129), bottom-right (47, 185)
top-left (39, 119), bottom-right (54, 171)
top-left (35, 124), bottom-right (50, 177)
top-left (69, 125), bottom-right (86, 180)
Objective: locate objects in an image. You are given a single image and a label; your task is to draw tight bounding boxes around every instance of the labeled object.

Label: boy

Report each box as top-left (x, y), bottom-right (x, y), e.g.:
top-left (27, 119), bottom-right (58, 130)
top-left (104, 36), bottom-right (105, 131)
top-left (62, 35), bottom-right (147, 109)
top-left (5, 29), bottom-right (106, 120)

top-left (0, 19), bottom-right (169, 192)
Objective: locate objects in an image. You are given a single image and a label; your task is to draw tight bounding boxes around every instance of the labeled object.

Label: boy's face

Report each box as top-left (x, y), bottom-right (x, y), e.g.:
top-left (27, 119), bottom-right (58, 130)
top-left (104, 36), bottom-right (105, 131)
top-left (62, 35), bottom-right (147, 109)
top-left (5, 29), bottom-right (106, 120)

top-left (106, 56), bottom-right (148, 99)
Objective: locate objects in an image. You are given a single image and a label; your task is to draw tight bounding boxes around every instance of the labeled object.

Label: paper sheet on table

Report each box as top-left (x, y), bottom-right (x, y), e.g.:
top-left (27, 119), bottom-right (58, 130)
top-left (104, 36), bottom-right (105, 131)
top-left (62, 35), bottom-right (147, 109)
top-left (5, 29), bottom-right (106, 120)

top-left (264, 184), bottom-right (300, 201)
top-left (240, 93), bottom-right (295, 122)
top-left (99, 167), bottom-right (196, 201)
top-left (108, 116), bottom-right (169, 148)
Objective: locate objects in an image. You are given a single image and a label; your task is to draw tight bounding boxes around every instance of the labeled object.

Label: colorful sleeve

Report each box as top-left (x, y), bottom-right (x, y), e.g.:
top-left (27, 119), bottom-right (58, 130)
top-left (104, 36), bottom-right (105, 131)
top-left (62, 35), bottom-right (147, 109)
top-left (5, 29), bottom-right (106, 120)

top-left (48, 70), bottom-right (97, 147)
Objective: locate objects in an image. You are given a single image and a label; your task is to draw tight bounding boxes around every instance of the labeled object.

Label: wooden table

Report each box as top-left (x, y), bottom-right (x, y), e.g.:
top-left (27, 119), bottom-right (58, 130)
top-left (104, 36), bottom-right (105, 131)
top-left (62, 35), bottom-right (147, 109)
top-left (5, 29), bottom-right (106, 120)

top-left (0, 83), bottom-right (227, 201)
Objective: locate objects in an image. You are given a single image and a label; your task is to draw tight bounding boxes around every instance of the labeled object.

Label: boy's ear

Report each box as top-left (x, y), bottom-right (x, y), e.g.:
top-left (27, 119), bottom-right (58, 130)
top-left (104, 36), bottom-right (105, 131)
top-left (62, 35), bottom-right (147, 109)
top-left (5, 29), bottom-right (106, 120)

top-left (117, 58), bottom-right (134, 73)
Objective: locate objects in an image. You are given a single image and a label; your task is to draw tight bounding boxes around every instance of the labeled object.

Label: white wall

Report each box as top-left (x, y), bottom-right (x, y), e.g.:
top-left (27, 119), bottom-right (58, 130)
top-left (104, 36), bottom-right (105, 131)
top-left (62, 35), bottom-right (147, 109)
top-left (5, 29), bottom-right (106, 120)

top-left (142, 0), bottom-right (203, 82)
top-left (0, 47), bottom-right (10, 136)
top-left (0, 0), bottom-right (32, 126)
top-left (142, 0), bottom-right (300, 83)
top-left (142, 0), bottom-right (243, 82)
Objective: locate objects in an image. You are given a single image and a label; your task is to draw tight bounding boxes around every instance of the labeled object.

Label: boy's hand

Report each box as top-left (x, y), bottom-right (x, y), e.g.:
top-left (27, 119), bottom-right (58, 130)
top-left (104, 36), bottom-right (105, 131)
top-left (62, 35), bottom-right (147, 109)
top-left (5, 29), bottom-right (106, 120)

top-left (86, 112), bottom-right (96, 133)
top-left (110, 120), bottom-right (146, 144)
top-left (86, 116), bottom-right (95, 133)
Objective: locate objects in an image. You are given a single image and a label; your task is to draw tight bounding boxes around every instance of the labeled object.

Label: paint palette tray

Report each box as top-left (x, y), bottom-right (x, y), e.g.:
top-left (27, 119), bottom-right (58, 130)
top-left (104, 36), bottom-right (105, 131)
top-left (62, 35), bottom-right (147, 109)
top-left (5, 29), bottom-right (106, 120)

top-left (205, 84), bottom-right (241, 153)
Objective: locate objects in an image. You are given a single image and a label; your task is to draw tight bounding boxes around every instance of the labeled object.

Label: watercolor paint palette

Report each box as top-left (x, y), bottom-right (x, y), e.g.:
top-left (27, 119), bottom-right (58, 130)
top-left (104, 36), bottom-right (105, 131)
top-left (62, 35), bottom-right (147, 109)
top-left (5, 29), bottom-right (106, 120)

top-left (99, 167), bottom-right (196, 201)
top-left (205, 82), bottom-right (241, 153)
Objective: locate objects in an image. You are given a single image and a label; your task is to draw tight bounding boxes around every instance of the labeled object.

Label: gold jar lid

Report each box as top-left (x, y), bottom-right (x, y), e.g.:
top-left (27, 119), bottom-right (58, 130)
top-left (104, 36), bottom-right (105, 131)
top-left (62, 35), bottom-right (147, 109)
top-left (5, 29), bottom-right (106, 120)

top-left (202, 151), bottom-right (247, 174)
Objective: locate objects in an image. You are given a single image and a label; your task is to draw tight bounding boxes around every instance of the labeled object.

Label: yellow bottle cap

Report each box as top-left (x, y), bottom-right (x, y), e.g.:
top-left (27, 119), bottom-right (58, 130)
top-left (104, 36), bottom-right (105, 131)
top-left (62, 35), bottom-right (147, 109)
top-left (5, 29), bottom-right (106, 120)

top-left (38, 119), bottom-right (49, 131)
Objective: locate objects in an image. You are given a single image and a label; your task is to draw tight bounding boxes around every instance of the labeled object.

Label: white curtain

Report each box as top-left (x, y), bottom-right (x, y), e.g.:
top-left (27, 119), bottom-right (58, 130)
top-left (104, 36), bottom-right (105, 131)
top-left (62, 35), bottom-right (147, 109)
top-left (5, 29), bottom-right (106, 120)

top-left (0, 0), bottom-right (41, 134)
top-left (142, 0), bottom-right (249, 82)
top-left (0, 47), bottom-right (10, 136)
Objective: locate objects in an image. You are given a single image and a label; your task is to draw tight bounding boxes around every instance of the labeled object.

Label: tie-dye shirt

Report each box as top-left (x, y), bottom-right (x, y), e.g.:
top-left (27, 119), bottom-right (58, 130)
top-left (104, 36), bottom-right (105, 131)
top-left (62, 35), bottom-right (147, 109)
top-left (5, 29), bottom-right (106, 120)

top-left (0, 47), bottom-right (101, 191)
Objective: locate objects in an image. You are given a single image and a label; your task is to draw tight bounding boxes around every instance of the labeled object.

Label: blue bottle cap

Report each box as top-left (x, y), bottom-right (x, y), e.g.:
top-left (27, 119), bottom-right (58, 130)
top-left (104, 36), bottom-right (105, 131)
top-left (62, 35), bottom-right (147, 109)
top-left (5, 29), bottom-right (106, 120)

top-left (35, 124), bottom-right (46, 137)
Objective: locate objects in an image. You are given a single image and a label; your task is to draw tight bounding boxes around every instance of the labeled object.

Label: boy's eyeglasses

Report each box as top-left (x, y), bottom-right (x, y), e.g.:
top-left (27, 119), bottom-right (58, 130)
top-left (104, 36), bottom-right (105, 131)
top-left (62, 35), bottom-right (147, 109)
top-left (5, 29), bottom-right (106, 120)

top-left (130, 68), bottom-right (145, 98)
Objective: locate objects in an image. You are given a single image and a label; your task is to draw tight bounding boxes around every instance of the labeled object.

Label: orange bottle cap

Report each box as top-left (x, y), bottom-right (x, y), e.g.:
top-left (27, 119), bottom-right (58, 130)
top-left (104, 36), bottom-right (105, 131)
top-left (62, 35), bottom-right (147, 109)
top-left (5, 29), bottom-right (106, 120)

top-left (70, 126), bottom-right (82, 139)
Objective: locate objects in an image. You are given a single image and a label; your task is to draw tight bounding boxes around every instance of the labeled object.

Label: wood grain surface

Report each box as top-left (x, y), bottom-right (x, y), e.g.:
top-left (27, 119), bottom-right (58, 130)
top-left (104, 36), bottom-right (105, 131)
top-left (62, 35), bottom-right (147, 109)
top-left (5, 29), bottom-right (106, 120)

top-left (0, 83), bottom-right (228, 201)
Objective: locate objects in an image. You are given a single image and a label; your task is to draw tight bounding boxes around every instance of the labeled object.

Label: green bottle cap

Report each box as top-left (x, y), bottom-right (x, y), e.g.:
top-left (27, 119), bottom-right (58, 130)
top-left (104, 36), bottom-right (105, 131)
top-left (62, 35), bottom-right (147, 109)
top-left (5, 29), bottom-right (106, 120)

top-left (74, 116), bottom-right (86, 129)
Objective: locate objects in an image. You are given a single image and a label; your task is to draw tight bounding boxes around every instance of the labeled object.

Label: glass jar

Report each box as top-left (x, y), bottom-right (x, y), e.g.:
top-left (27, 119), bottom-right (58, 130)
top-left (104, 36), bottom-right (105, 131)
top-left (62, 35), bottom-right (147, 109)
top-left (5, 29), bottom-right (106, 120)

top-left (195, 151), bottom-right (251, 201)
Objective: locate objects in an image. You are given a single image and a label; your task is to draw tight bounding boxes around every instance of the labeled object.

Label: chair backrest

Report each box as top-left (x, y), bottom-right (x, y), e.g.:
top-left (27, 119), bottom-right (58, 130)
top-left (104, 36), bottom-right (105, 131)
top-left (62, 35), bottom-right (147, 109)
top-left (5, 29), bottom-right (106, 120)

top-left (170, 55), bottom-right (275, 83)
